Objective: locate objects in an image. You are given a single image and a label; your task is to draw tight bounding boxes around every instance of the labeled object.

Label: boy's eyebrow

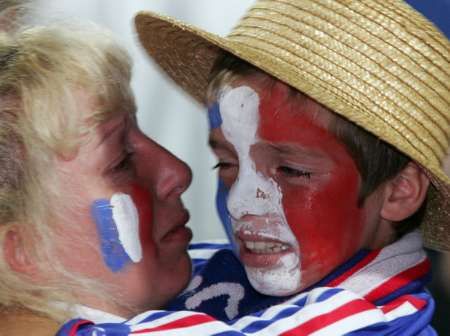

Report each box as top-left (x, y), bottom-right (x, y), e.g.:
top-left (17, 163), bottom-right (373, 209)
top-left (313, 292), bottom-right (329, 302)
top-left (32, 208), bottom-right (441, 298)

top-left (208, 135), bottom-right (238, 156)
top-left (208, 136), bottom-right (226, 150)
top-left (208, 139), bottom-right (220, 149)
top-left (209, 135), bottom-right (330, 158)
top-left (264, 142), bottom-right (329, 160)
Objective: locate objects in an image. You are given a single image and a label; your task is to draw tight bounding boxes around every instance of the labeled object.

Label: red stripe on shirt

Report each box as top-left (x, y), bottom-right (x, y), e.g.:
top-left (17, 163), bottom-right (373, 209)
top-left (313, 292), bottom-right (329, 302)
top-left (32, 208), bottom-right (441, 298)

top-left (281, 299), bottom-right (374, 336)
top-left (381, 294), bottom-right (427, 314)
top-left (365, 258), bottom-right (430, 303)
top-left (327, 249), bottom-right (381, 287)
top-left (69, 320), bottom-right (93, 336)
top-left (131, 314), bottom-right (216, 334)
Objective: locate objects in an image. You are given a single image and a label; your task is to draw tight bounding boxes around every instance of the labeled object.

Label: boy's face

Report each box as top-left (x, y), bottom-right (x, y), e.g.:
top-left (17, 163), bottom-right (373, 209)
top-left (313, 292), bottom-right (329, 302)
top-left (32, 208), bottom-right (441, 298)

top-left (209, 78), bottom-right (384, 296)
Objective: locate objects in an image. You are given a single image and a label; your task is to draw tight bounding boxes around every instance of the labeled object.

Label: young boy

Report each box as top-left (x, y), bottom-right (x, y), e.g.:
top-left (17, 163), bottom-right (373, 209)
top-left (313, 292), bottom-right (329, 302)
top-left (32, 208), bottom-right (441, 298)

top-left (60, 0), bottom-right (449, 334)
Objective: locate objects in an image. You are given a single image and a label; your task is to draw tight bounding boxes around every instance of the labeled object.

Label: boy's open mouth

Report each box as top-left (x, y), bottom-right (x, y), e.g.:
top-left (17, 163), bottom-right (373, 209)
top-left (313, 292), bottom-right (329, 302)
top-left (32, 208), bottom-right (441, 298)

top-left (236, 231), bottom-right (296, 268)
top-left (243, 240), bottom-right (290, 254)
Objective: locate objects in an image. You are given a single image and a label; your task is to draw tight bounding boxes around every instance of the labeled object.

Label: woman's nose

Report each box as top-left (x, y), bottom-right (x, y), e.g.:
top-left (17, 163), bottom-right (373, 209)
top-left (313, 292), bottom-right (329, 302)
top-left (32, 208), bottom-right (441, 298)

top-left (133, 132), bottom-right (192, 201)
top-left (154, 146), bottom-right (192, 201)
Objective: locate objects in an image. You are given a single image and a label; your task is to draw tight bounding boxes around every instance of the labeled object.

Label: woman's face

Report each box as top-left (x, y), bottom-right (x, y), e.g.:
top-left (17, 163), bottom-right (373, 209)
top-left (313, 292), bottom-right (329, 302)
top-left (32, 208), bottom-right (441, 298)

top-left (209, 80), bottom-right (384, 296)
top-left (51, 91), bottom-right (193, 316)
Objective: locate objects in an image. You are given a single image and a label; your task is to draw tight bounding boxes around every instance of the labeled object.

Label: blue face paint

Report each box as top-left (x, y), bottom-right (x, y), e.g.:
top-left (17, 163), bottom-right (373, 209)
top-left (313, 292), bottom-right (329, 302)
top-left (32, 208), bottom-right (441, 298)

top-left (91, 199), bottom-right (132, 272)
top-left (216, 178), bottom-right (237, 251)
top-left (207, 102), bottom-right (222, 129)
top-left (210, 103), bottom-right (234, 249)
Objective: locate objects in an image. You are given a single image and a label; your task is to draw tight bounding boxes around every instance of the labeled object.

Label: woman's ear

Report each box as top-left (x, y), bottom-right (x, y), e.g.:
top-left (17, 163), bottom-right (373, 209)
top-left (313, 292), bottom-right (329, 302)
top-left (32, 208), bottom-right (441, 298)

top-left (380, 162), bottom-right (430, 222)
top-left (3, 225), bottom-right (39, 278)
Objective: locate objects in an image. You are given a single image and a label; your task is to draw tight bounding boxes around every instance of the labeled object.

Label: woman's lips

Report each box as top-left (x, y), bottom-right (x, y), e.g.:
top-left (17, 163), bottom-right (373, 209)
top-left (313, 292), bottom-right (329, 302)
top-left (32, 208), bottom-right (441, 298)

top-left (160, 210), bottom-right (192, 244)
top-left (162, 225), bottom-right (193, 244)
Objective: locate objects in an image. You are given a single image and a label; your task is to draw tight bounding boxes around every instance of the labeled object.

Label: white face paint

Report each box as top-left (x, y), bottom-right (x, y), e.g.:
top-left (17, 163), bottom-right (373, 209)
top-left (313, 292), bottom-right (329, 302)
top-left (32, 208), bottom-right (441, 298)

top-left (219, 85), bottom-right (301, 296)
top-left (111, 193), bottom-right (142, 263)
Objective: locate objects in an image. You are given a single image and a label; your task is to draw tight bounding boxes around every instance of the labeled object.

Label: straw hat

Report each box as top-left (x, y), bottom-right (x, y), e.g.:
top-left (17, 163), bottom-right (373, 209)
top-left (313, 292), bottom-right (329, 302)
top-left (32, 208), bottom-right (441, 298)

top-left (135, 0), bottom-right (450, 251)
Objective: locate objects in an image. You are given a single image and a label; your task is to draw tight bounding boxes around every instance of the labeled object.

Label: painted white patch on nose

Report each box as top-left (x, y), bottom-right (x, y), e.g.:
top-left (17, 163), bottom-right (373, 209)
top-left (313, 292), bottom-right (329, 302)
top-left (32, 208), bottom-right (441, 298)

top-left (219, 86), bottom-right (301, 295)
top-left (220, 86), bottom-right (282, 218)
top-left (111, 193), bottom-right (142, 262)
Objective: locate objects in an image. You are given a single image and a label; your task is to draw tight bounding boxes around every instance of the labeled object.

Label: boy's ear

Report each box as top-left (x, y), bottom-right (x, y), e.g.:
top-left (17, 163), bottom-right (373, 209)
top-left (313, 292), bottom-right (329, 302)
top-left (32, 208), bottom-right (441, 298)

top-left (380, 162), bottom-right (430, 222)
top-left (3, 225), bottom-right (39, 278)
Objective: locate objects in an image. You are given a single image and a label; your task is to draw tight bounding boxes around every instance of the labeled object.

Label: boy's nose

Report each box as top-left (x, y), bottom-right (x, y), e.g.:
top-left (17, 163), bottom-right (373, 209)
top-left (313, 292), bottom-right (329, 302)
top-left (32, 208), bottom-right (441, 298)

top-left (227, 173), bottom-right (272, 219)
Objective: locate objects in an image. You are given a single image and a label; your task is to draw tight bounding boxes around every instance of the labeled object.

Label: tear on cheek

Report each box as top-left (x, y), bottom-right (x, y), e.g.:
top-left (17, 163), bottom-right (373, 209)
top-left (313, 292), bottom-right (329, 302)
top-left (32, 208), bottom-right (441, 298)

top-left (91, 193), bottom-right (142, 272)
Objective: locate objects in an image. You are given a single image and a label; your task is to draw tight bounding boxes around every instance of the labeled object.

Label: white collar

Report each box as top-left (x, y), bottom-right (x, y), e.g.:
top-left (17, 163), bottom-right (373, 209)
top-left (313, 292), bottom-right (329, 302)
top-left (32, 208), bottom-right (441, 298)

top-left (52, 301), bottom-right (126, 324)
top-left (70, 304), bottom-right (126, 324)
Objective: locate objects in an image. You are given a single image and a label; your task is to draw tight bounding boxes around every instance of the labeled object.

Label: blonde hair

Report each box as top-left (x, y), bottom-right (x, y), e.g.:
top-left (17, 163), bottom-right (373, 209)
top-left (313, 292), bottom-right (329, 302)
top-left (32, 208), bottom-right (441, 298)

top-left (0, 18), bottom-right (134, 321)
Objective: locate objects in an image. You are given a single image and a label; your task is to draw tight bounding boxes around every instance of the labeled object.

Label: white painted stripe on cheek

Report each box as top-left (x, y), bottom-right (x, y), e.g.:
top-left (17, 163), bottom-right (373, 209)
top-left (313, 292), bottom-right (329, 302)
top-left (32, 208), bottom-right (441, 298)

top-left (111, 193), bottom-right (143, 263)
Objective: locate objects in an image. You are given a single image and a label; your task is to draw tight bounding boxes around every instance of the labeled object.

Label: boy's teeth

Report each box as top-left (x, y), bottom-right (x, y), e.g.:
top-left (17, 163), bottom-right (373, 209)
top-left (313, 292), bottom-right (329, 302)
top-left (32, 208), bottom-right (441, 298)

top-left (244, 241), bottom-right (289, 254)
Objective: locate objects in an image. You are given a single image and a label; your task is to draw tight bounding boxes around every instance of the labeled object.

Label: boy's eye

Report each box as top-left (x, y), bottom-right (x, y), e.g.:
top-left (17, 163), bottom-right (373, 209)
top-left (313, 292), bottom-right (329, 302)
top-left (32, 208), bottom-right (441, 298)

top-left (212, 160), bottom-right (238, 187)
top-left (278, 166), bottom-right (312, 179)
top-left (212, 161), bottom-right (237, 170)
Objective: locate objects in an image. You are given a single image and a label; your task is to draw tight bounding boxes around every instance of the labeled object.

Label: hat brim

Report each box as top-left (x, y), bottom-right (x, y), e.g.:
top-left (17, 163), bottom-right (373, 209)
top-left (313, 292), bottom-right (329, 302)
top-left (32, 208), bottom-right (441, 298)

top-left (135, 10), bottom-right (450, 251)
top-left (135, 12), bottom-right (219, 104)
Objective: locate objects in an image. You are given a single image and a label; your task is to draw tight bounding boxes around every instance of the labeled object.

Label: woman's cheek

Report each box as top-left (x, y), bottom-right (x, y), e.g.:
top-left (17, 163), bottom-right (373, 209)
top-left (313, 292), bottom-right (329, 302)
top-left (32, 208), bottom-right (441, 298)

top-left (91, 190), bottom-right (144, 273)
top-left (129, 184), bottom-right (154, 254)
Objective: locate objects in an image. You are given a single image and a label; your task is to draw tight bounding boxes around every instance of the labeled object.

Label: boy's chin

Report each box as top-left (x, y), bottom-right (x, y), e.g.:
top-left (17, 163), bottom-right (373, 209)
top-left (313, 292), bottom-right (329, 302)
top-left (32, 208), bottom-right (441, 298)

top-left (244, 261), bottom-right (302, 297)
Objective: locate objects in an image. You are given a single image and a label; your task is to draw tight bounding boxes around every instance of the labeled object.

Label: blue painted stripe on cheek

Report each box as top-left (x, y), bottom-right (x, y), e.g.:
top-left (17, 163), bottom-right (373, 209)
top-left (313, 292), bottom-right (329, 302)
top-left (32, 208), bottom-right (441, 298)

top-left (216, 178), bottom-right (236, 251)
top-left (208, 102), bottom-right (222, 129)
top-left (91, 199), bottom-right (132, 272)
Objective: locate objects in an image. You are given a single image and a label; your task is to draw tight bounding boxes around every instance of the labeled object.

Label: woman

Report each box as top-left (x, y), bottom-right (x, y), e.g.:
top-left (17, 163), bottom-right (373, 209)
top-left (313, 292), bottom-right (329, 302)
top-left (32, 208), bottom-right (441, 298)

top-left (0, 16), bottom-right (193, 335)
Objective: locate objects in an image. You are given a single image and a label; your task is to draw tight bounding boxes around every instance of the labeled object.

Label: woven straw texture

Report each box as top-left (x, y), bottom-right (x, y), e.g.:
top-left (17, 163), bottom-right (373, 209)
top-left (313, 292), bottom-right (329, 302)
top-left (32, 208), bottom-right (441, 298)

top-left (135, 0), bottom-right (450, 251)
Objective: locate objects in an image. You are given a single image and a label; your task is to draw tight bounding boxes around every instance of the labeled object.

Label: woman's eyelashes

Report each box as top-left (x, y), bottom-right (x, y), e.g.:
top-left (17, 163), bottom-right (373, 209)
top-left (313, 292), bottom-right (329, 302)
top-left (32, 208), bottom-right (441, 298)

top-left (114, 153), bottom-right (133, 172)
top-left (109, 147), bottom-right (135, 176)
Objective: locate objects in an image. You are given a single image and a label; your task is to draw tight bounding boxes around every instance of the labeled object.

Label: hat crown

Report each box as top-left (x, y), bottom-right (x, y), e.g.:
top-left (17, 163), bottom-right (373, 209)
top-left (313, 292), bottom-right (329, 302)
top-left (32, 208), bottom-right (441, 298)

top-left (224, 0), bottom-right (449, 170)
top-left (134, 0), bottom-right (450, 250)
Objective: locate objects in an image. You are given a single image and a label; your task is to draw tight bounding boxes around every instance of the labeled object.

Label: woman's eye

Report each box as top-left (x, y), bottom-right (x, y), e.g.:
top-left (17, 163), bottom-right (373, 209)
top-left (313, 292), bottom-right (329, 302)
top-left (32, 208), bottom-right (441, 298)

top-left (112, 152), bottom-right (134, 173)
top-left (278, 166), bottom-right (312, 179)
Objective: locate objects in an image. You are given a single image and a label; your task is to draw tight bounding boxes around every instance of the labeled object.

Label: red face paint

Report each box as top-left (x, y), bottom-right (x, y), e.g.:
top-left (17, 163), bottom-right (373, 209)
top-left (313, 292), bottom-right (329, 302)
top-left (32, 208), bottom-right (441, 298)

top-left (129, 183), bottom-right (154, 255)
top-left (256, 82), bottom-right (366, 286)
